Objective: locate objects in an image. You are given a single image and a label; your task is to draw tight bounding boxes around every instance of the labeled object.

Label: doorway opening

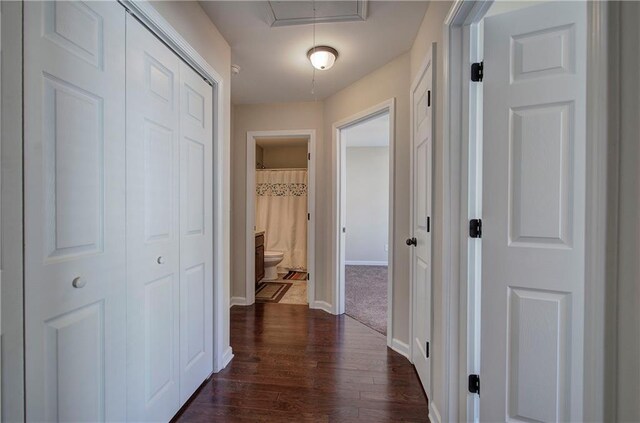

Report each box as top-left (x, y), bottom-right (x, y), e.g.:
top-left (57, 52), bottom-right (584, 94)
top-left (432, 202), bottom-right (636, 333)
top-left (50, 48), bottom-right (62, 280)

top-left (255, 137), bottom-right (308, 304)
top-left (334, 99), bottom-right (395, 340)
top-left (343, 113), bottom-right (390, 334)
top-left (246, 130), bottom-right (316, 307)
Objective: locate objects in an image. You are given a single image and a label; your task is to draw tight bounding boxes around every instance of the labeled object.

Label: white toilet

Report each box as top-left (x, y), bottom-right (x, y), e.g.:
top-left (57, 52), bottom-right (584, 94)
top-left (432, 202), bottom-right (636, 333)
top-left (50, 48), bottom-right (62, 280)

top-left (263, 250), bottom-right (284, 281)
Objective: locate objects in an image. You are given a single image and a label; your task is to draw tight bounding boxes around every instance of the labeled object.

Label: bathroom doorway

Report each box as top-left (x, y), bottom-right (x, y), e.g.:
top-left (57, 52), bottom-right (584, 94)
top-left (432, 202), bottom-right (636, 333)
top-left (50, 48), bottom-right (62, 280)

top-left (334, 100), bottom-right (394, 338)
top-left (246, 131), bottom-right (316, 307)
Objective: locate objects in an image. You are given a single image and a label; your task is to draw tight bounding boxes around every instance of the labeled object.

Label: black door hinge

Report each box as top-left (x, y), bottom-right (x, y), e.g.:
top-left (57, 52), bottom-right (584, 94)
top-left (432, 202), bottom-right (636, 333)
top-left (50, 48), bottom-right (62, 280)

top-left (307, 273), bottom-right (310, 280)
top-left (307, 213), bottom-right (310, 221)
top-left (427, 216), bottom-right (430, 233)
top-left (425, 341), bottom-right (430, 358)
top-left (469, 374), bottom-right (480, 395)
top-left (471, 62), bottom-right (483, 82)
top-left (427, 90), bottom-right (431, 107)
top-left (469, 219), bottom-right (482, 238)
top-left (308, 153), bottom-right (311, 160)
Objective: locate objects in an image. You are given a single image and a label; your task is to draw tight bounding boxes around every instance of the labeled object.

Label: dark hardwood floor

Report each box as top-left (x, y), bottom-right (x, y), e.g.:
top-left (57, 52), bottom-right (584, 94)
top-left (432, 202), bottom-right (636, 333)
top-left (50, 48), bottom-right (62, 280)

top-left (175, 303), bottom-right (429, 422)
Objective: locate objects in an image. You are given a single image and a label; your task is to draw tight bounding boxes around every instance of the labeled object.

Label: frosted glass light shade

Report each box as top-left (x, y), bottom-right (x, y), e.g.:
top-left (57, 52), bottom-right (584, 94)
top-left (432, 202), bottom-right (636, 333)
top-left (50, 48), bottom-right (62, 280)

top-left (307, 46), bottom-right (338, 70)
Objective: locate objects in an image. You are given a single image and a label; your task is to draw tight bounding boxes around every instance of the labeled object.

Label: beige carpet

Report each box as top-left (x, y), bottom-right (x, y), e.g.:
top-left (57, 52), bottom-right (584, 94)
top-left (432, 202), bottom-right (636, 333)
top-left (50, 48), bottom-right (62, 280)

top-left (345, 265), bottom-right (387, 335)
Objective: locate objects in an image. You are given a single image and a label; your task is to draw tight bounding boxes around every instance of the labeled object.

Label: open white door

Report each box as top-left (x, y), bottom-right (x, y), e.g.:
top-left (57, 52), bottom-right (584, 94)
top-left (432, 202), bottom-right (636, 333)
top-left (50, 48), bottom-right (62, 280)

top-left (338, 133), bottom-right (347, 315)
top-left (481, 2), bottom-right (587, 422)
top-left (410, 44), bottom-right (435, 396)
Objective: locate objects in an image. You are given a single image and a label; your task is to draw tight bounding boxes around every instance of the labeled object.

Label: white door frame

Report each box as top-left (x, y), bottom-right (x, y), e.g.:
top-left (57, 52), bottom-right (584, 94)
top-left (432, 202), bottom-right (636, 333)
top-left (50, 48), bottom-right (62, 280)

top-left (442, 1), bottom-right (612, 422)
top-left (0, 2), bottom-right (232, 419)
top-left (441, 3), bottom-right (492, 422)
top-left (1, 3), bottom-right (24, 420)
top-left (245, 130), bottom-right (316, 307)
top-left (332, 98), bottom-right (395, 347)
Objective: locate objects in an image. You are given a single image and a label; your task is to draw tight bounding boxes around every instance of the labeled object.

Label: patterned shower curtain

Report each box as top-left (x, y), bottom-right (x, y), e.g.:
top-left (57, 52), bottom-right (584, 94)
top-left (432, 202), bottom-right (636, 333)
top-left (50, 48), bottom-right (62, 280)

top-left (256, 169), bottom-right (308, 271)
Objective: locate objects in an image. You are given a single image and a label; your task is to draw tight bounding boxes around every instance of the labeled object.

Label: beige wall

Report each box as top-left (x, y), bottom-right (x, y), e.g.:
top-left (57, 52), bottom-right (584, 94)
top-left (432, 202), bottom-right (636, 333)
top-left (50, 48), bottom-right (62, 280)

top-left (151, 1), bottom-right (230, 78)
top-left (409, 1), bottom-right (452, 419)
top-left (346, 147), bottom-right (390, 263)
top-left (231, 102), bottom-right (324, 300)
top-left (615, 3), bottom-right (640, 421)
top-left (261, 145), bottom-right (308, 169)
top-left (256, 145), bottom-right (264, 168)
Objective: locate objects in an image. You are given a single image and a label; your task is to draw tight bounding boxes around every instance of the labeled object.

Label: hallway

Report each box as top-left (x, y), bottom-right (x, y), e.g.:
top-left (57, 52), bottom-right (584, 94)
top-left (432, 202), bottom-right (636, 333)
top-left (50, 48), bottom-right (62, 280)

top-left (175, 304), bottom-right (429, 422)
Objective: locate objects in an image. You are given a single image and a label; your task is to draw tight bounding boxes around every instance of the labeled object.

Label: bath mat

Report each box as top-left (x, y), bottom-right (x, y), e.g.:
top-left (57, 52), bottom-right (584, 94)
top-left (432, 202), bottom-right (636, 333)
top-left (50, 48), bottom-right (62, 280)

top-left (255, 282), bottom-right (292, 303)
top-left (278, 279), bottom-right (308, 305)
top-left (283, 271), bottom-right (308, 281)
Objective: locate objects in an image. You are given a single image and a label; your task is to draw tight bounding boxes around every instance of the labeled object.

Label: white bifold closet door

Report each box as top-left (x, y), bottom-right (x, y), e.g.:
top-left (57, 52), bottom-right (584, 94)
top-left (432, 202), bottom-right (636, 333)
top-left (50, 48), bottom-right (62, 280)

top-left (125, 14), bottom-right (214, 422)
top-left (125, 13), bottom-right (181, 422)
top-left (177, 60), bottom-right (214, 403)
top-left (24, 2), bottom-right (127, 422)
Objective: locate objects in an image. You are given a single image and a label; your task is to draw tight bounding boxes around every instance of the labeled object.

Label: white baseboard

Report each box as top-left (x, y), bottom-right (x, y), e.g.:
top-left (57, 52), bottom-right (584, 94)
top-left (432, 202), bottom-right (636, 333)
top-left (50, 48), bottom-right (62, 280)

top-left (345, 260), bottom-right (388, 266)
top-left (222, 346), bottom-right (234, 368)
top-left (429, 403), bottom-right (442, 423)
top-left (310, 300), bottom-right (334, 314)
top-left (390, 337), bottom-right (410, 359)
top-left (230, 296), bottom-right (248, 307)
top-left (215, 346), bottom-right (233, 372)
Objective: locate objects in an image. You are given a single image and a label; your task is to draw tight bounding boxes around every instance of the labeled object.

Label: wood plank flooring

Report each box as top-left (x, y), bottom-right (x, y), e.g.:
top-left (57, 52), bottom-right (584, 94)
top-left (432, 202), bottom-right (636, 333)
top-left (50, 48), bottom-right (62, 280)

top-left (175, 303), bottom-right (429, 422)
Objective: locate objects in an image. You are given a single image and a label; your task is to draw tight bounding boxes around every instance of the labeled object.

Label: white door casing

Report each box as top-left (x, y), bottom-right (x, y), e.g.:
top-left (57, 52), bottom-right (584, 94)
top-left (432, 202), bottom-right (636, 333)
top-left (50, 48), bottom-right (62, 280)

top-left (24, 2), bottom-right (126, 421)
top-left (126, 14), bottom-right (181, 422)
top-left (338, 131), bottom-right (347, 314)
top-left (178, 61), bottom-right (214, 402)
top-left (481, 2), bottom-right (587, 422)
top-left (410, 43), bottom-right (435, 397)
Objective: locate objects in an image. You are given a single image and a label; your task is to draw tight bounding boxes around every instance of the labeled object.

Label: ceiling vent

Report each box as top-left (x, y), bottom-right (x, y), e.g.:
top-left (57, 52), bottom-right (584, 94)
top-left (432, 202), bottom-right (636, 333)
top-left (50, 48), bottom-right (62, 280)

top-left (267, 0), bottom-right (368, 27)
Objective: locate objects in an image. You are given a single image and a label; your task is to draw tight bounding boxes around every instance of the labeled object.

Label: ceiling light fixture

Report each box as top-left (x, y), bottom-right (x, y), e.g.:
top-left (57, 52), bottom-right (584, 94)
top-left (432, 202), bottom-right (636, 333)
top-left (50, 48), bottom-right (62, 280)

top-left (307, 46), bottom-right (339, 71)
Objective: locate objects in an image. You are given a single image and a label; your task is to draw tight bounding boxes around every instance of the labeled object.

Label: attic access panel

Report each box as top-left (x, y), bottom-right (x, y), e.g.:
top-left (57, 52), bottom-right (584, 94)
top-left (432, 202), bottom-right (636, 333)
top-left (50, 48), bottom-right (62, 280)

top-left (267, 0), bottom-right (367, 26)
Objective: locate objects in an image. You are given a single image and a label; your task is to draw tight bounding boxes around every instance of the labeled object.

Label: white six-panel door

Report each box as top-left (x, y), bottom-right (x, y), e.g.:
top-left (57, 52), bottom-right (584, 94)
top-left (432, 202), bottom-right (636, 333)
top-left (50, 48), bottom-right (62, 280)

top-left (178, 61), bottom-right (214, 403)
top-left (481, 2), bottom-right (587, 421)
top-left (410, 44), bottom-right (434, 397)
top-left (126, 14), bottom-right (182, 422)
top-left (24, 2), bottom-right (127, 421)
